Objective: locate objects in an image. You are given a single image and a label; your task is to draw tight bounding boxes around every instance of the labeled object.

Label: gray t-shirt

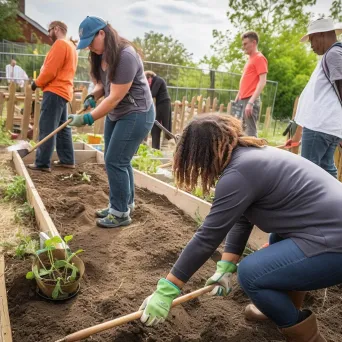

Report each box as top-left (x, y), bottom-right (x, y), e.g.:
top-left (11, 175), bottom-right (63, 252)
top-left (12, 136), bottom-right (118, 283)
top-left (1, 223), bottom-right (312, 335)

top-left (171, 146), bottom-right (342, 282)
top-left (99, 46), bottom-right (152, 121)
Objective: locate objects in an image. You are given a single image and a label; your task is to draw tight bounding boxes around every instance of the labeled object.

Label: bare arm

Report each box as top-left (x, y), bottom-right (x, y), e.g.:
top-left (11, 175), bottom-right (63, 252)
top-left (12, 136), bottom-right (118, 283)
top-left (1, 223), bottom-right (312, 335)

top-left (90, 82), bottom-right (105, 101)
top-left (90, 82), bottom-right (132, 121)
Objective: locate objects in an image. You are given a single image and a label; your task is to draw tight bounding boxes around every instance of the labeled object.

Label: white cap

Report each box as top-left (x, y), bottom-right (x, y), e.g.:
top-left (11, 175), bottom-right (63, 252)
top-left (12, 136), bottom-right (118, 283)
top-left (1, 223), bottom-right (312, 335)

top-left (300, 17), bottom-right (342, 42)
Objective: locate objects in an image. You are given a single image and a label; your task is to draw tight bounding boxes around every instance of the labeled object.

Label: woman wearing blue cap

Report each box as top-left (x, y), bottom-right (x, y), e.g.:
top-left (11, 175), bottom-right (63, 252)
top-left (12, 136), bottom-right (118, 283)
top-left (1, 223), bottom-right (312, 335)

top-left (68, 16), bottom-right (155, 228)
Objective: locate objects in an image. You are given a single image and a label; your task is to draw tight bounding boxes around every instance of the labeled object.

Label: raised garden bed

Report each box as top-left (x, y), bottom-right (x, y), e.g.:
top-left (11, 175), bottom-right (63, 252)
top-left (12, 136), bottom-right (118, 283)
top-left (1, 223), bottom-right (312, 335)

top-left (2, 147), bottom-right (342, 341)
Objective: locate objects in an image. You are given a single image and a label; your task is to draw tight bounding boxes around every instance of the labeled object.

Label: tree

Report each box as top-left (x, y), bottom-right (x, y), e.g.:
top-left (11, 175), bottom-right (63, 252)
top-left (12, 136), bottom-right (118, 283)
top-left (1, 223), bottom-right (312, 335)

top-left (330, 0), bottom-right (342, 22)
top-left (201, 0), bottom-right (318, 120)
top-left (133, 31), bottom-right (193, 66)
top-left (0, 0), bottom-right (23, 41)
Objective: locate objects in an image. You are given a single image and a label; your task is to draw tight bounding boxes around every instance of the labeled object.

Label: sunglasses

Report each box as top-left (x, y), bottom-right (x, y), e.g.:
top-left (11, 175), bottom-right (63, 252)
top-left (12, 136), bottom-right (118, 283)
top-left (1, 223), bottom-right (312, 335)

top-left (48, 27), bottom-right (55, 33)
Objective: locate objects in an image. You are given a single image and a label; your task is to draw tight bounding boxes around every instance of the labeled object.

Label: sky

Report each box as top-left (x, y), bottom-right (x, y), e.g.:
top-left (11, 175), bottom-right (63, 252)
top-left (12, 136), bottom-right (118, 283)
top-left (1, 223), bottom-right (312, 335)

top-left (26, 0), bottom-right (334, 62)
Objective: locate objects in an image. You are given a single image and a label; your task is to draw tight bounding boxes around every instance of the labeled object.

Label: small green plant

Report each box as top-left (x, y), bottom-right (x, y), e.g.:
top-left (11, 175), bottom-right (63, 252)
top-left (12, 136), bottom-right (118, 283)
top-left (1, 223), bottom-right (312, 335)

top-left (0, 130), bottom-right (15, 146)
top-left (15, 202), bottom-right (35, 224)
top-left (4, 176), bottom-right (26, 202)
top-left (191, 186), bottom-right (214, 203)
top-left (26, 235), bottom-right (84, 299)
top-left (72, 133), bottom-right (88, 143)
top-left (132, 144), bottom-right (163, 174)
top-left (0, 231), bottom-right (39, 258)
top-left (194, 209), bottom-right (204, 228)
top-left (81, 172), bottom-right (91, 183)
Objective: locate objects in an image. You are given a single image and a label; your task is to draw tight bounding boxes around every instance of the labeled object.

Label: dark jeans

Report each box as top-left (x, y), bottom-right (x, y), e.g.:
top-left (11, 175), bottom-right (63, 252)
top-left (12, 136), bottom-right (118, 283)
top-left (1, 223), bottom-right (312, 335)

top-left (301, 127), bottom-right (340, 178)
top-left (151, 100), bottom-right (172, 149)
top-left (104, 106), bottom-right (155, 217)
top-left (238, 234), bottom-right (342, 328)
top-left (35, 91), bottom-right (74, 168)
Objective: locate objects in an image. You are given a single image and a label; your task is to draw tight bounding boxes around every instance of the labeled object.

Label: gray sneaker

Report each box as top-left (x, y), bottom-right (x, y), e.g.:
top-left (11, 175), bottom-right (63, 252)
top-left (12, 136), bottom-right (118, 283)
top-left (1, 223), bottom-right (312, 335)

top-left (27, 164), bottom-right (51, 173)
top-left (96, 214), bottom-right (132, 228)
top-left (53, 160), bottom-right (75, 169)
top-left (95, 204), bottom-right (135, 218)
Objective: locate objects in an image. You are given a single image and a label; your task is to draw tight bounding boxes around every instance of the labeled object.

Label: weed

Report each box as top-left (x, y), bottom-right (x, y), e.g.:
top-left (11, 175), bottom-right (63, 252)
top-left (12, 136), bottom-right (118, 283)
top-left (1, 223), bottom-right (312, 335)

top-left (132, 144), bottom-right (163, 174)
top-left (81, 172), bottom-right (91, 183)
top-left (4, 176), bottom-right (26, 202)
top-left (0, 231), bottom-right (39, 258)
top-left (72, 133), bottom-right (88, 143)
top-left (15, 202), bottom-right (35, 224)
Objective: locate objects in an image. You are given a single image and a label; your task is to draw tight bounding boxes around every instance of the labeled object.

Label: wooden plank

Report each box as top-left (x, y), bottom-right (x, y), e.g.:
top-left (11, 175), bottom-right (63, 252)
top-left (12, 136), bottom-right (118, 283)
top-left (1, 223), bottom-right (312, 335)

top-left (205, 97), bottom-right (211, 113)
top-left (0, 93), bottom-right (5, 120)
top-left (12, 151), bottom-right (60, 238)
top-left (219, 104), bottom-right (224, 113)
top-left (188, 96), bottom-right (196, 122)
top-left (20, 84), bottom-right (32, 139)
top-left (0, 255), bottom-right (12, 342)
top-left (22, 150), bottom-right (97, 165)
top-left (73, 142), bottom-right (86, 150)
top-left (197, 95), bottom-right (203, 115)
top-left (212, 98), bottom-right (218, 112)
top-left (179, 97), bottom-right (186, 132)
top-left (172, 101), bottom-right (180, 134)
top-left (5, 82), bottom-right (16, 131)
top-left (292, 96), bottom-right (299, 119)
top-left (262, 107), bottom-right (272, 135)
top-left (227, 102), bottom-right (232, 115)
top-left (32, 89), bottom-right (41, 142)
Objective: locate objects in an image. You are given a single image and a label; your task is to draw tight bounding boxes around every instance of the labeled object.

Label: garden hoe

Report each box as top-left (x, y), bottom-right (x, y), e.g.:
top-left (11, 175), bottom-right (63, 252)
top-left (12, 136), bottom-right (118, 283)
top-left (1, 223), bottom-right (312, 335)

top-left (8, 108), bottom-right (85, 158)
top-left (55, 284), bottom-right (215, 342)
top-left (154, 120), bottom-right (179, 143)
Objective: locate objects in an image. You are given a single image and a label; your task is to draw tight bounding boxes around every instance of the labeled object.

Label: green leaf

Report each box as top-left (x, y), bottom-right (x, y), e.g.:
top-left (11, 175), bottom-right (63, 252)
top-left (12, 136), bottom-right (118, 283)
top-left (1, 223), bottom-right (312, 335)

top-left (50, 236), bottom-right (63, 245)
top-left (63, 235), bottom-right (73, 243)
top-left (52, 278), bottom-right (62, 299)
top-left (26, 271), bottom-right (34, 280)
top-left (70, 265), bottom-right (78, 281)
top-left (38, 268), bottom-right (53, 277)
top-left (54, 260), bottom-right (67, 269)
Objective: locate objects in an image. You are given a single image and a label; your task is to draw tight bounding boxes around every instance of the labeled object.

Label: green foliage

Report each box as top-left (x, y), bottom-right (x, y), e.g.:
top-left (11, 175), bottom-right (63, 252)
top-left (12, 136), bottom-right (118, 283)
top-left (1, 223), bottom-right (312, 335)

top-left (131, 144), bottom-right (163, 174)
top-left (81, 172), bottom-right (91, 183)
top-left (4, 176), bottom-right (26, 202)
top-left (202, 0), bottom-right (318, 120)
top-left (0, 231), bottom-right (39, 258)
top-left (330, 0), bottom-right (342, 22)
top-left (26, 235), bottom-right (84, 300)
top-left (191, 186), bottom-right (214, 203)
top-left (0, 127), bottom-right (15, 146)
top-left (133, 31), bottom-right (194, 66)
top-left (72, 133), bottom-right (88, 142)
top-left (0, 0), bottom-right (24, 41)
top-left (15, 202), bottom-right (35, 224)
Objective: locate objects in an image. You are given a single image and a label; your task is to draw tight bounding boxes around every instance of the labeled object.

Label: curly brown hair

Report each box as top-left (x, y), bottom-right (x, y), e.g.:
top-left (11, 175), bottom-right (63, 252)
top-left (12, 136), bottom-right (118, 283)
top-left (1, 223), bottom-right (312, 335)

top-left (173, 114), bottom-right (267, 194)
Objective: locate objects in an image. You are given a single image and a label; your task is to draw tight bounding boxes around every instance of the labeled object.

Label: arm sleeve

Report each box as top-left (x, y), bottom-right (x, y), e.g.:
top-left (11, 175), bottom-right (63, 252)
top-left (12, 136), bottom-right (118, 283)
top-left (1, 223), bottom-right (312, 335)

top-left (151, 77), bottom-right (163, 98)
top-left (326, 48), bottom-right (342, 82)
top-left (255, 55), bottom-right (268, 76)
top-left (111, 51), bottom-right (139, 84)
top-left (171, 170), bottom-right (255, 282)
top-left (35, 40), bottom-right (66, 87)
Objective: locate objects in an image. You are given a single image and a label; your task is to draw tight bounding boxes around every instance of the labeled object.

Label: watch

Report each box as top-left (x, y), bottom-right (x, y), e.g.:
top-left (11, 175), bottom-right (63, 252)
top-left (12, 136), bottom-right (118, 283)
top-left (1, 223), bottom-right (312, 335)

top-left (248, 101), bottom-right (254, 106)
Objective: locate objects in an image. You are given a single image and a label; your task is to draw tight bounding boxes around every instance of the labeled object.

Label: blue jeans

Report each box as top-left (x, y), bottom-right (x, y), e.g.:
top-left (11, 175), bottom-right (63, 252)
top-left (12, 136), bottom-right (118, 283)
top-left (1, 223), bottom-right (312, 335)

top-left (238, 234), bottom-right (342, 327)
top-left (104, 106), bottom-right (155, 217)
top-left (35, 92), bottom-right (74, 168)
top-left (301, 127), bottom-right (340, 178)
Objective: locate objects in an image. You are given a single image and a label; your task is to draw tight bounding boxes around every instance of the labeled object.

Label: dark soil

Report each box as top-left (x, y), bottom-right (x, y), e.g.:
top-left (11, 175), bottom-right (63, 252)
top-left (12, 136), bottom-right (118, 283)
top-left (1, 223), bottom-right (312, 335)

top-left (5, 163), bottom-right (342, 342)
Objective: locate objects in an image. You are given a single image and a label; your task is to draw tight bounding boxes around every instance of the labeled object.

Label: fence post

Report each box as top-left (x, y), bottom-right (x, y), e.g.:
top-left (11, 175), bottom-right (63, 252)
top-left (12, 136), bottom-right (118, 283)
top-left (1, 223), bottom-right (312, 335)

top-left (188, 96), bottom-right (196, 121)
top-left (227, 101), bottom-right (232, 115)
top-left (262, 107), bottom-right (271, 136)
top-left (219, 104), bottom-right (224, 113)
top-left (0, 92), bottom-right (5, 122)
top-left (33, 89), bottom-right (41, 141)
top-left (212, 97), bottom-right (218, 112)
top-left (20, 84), bottom-right (32, 139)
top-left (197, 95), bottom-right (203, 115)
top-left (179, 96), bottom-right (187, 132)
top-left (290, 97), bottom-right (300, 154)
top-left (6, 82), bottom-right (16, 131)
top-left (172, 101), bottom-right (180, 134)
top-left (205, 96), bottom-right (211, 113)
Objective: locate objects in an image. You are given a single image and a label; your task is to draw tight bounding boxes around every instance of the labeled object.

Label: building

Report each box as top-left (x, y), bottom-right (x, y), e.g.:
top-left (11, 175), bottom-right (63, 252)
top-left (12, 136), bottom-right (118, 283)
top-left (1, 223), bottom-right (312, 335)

top-left (15, 0), bottom-right (52, 45)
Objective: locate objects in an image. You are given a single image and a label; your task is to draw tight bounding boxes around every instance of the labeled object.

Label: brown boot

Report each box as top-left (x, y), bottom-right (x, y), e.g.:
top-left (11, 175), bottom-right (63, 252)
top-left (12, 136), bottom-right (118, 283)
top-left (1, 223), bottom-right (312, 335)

top-left (245, 291), bottom-right (306, 321)
top-left (281, 310), bottom-right (326, 342)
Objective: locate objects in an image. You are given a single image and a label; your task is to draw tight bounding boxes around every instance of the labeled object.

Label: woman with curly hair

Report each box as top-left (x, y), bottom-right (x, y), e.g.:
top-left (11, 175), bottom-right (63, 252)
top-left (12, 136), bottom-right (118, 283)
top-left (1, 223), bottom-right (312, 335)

top-left (138, 114), bottom-right (342, 341)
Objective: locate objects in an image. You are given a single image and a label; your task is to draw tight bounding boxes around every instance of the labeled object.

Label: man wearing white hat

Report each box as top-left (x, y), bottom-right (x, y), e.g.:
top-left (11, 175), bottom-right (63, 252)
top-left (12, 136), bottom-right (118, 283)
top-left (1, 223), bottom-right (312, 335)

top-left (286, 17), bottom-right (342, 178)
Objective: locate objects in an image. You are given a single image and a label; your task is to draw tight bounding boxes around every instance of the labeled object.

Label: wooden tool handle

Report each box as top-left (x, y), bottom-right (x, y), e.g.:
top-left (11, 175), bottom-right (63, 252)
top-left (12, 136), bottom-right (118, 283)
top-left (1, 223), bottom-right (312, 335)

top-left (154, 120), bottom-right (177, 142)
top-left (31, 118), bottom-right (73, 152)
top-left (56, 285), bottom-right (215, 342)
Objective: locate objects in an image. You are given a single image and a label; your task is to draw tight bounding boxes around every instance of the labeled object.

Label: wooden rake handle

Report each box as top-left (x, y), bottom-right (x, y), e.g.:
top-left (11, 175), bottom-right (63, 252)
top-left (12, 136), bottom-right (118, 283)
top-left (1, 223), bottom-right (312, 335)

top-left (55, 284), bottom-right (215, 342)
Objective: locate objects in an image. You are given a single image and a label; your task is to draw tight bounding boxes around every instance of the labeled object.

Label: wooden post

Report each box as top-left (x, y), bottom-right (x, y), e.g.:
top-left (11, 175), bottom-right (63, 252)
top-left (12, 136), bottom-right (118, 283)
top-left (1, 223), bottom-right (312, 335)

top-left (262, 107), bottom-right (271, 136)
top-left (5, 82), bottom-right (16, 131)
top-left (227, 102), bottom-right (232, 115)
top-left (219, 104), bottom-right (224, 113)
top-left (212, 97), bottom-right (218, 112)
top-left (20, 84), bottom-right (32, 139)
top-left (337, 145), bottom-right (342, 182)
top-left (188, 96), bottom-right (196, 122)
top-left (205, 97), bottom-right (211, 113)
top-left (290, 97), bottom-right (300, 154)
top-left (33, 89), bottom-right (41, 141)
top-left (197, 95), bottom-right (203, 115)
top-left (172, 101), bottom-right (180, 134)
top-left (94, 117), bottom-right (105, 135)
top-left (179, 96), bottom-right (186, 132)
top-left (0, 93), bottom-right (5, 120)
top-left (71, 91), bottom-right (77, 114)
top-left (81, 87), bottom-right (88, 107)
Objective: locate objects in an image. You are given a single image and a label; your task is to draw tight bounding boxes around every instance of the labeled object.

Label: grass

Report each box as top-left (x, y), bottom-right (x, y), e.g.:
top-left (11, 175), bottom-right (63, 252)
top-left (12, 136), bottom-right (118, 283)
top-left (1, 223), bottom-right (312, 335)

top-left (257, 120), bottom-right (289, 147)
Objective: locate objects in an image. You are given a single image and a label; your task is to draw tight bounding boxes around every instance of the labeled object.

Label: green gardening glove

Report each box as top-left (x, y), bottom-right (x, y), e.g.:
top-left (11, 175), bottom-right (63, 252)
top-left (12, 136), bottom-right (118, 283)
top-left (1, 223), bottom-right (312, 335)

top-left (139, 278), bottom-right (180, 326)
top-left (205, 260), bottom-right (237, 296)
top-left (68, 113), bottom-right (94, 127)
top-left (83, 94), bottom-right (96, 110)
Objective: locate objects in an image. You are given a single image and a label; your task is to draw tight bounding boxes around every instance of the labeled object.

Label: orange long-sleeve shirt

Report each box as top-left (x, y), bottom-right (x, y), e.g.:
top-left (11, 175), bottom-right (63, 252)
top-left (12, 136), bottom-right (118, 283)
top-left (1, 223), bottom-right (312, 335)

top-left (35, 39), bottom-right (77, 102)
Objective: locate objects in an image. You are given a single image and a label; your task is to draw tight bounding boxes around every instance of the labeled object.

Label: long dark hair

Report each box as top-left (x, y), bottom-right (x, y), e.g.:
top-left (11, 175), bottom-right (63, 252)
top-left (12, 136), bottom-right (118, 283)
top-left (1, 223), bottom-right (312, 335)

top-left (89, 24), bottom-right (143, 82)
top-left (173, 114), bottom-right (267, 194)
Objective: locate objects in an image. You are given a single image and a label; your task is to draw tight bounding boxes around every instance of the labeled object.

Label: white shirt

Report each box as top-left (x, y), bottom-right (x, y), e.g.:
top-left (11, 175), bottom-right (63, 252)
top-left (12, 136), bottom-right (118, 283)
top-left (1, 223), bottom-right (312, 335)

top-left (295, 49), bottom-right (342, 139)
top-left (5, 64), bottom-right (28, 88)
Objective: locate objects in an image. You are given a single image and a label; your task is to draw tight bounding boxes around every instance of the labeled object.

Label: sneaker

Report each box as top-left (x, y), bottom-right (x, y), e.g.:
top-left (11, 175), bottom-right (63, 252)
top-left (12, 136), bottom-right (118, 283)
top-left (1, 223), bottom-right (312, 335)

top-left (95, 204), bottom-right (135, 218)
top-left (96, 214), bottom-right (132, 228)
top-left (53, 160), bottom-right (75, 169)
top-left (27, 164), bottom-right (51, 173)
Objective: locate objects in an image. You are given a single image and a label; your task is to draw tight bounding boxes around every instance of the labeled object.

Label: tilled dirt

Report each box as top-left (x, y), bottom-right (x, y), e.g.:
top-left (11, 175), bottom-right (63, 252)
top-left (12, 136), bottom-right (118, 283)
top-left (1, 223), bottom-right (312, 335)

top-left (5, 163), bottom-right (342, 342)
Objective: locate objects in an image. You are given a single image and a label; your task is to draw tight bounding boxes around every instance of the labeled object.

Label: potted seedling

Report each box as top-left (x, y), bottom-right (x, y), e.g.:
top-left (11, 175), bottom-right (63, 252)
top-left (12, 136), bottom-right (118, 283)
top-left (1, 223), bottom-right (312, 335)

top-left (26, 235), bottom-right (85, 300)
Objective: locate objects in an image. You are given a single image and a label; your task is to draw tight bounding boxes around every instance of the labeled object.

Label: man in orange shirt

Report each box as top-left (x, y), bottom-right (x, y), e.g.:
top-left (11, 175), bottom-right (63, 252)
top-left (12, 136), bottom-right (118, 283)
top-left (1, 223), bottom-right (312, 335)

top-left (234, 31), bottom-right (268, 137)
top-left (28, 21), bottom-right (77, 172)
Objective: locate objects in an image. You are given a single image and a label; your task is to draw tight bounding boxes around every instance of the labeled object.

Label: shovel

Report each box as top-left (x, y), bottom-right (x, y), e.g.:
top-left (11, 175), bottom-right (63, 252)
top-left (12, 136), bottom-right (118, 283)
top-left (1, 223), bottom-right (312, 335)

top-left (154, 120), bottom-right (179, 143)
top-left (8, 118), bottom-right (73, 158)
top-left (55, 284), bottom-right (215, 342)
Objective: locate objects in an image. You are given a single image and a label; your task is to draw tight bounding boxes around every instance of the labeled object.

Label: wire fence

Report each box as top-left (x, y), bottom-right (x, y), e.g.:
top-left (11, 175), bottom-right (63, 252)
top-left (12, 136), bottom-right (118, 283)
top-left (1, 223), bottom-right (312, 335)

top-left (0, 40), bottom-right (278, 120)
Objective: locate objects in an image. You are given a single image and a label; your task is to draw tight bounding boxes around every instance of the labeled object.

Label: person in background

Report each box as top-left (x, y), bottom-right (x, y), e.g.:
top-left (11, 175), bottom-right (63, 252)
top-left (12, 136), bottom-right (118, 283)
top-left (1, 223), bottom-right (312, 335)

top-left (68, 16), bottom-right (155, 228)
top-left (5, 59), bottom-right (28, 88)
top-left (234, 31), bottom-right (268, 137)
top-left (145, 71), bottom-right (172, 149)
top-left (27, 21), bottom-right (77, 173)
top-left (286, 18), bottom-right (342, 178)
top-left (138, 114), bottom-right (342, 341)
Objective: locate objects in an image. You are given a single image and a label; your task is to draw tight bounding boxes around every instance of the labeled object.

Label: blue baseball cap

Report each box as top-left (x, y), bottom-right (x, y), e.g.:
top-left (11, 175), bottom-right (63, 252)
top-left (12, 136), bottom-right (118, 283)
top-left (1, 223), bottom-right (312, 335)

top-left (77, 16), bottom-right (107, 50)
